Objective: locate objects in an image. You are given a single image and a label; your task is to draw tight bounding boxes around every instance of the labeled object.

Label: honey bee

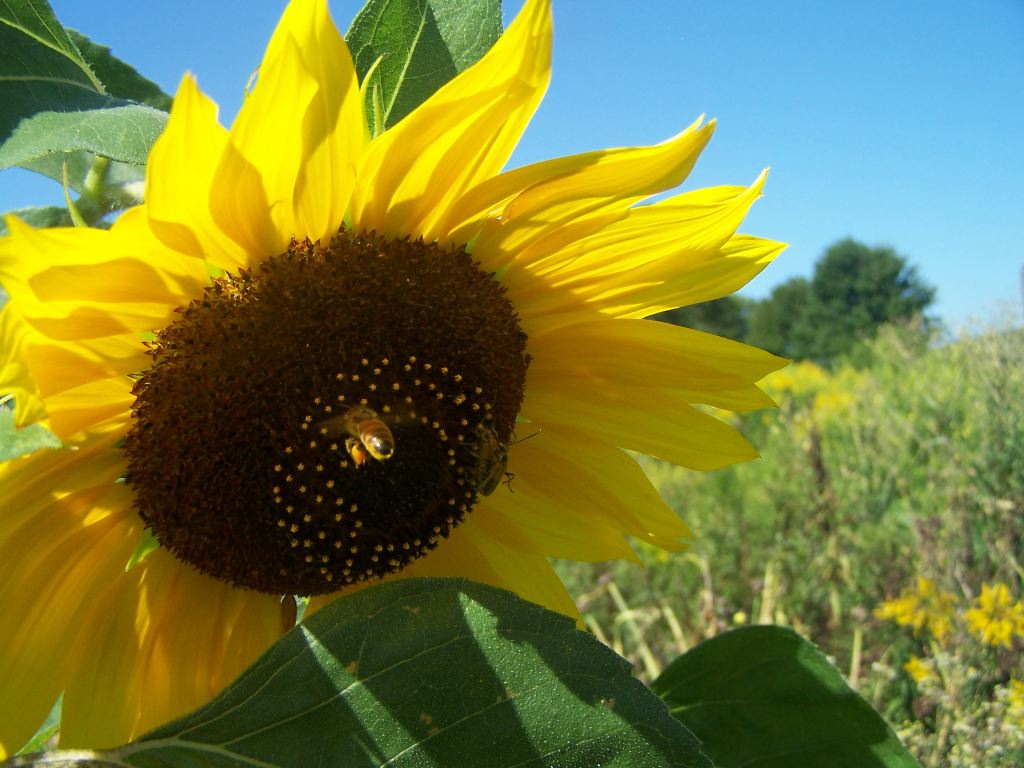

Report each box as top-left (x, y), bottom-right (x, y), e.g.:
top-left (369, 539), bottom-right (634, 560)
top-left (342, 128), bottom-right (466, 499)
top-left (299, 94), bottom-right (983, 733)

top-left (471, 424), bottom-right (509, 496)
top-left (318, 405), bottom-right (395, 465)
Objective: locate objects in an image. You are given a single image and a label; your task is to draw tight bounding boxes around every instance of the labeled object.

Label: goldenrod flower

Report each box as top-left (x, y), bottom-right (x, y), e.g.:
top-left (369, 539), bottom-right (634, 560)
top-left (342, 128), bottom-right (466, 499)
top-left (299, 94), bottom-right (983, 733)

top-left (902, 655), bottom-right (931, 683)
top-left (965, 582), bottom-right (1024, 648)
top-left (761, 360), bottom-right (831, 401)
top-left (0, 0), bottom-right (783, 751)
top-left (875, 577), bottom-right (958, 640)
top-left (1007, 679), bottom-right (1024, 724)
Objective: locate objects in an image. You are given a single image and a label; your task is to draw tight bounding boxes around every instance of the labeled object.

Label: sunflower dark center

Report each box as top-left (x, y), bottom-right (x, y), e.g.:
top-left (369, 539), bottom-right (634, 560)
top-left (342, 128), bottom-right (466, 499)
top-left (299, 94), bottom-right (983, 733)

top-left (125, 229), bottom-right (529, 595)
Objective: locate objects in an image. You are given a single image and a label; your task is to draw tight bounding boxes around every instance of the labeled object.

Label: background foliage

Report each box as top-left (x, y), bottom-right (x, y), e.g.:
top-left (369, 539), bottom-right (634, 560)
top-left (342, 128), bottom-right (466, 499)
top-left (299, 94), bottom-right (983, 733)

top-left (557, 316), bottom-right (1024, 767)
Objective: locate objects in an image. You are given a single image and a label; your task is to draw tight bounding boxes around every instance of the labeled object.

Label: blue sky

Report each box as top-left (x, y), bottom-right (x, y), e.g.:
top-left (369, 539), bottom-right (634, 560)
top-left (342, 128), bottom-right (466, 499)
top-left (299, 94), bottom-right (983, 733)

top-left (5, 0), bottom-right (1023, 328)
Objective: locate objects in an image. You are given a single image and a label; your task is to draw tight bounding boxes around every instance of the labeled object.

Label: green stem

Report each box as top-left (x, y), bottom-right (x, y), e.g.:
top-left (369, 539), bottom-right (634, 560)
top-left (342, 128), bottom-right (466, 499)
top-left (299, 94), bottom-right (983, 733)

top-left (848, 623), bottom-right (863, 688)
top-left (607, 580), bottom-right (661, 678)
top-left (81, 156), bottom-right (111, 200)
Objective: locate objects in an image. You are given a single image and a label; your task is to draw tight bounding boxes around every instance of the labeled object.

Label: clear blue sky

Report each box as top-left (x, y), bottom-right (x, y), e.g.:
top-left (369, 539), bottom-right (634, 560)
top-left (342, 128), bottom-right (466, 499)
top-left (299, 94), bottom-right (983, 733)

top-left (5, 0), bottom-right (1023, 329)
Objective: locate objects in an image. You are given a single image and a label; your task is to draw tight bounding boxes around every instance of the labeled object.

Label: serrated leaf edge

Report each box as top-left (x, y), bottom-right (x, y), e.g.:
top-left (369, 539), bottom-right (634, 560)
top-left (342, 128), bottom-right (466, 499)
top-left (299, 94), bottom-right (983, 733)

top-left (0, 4), bottom-right (105, 93)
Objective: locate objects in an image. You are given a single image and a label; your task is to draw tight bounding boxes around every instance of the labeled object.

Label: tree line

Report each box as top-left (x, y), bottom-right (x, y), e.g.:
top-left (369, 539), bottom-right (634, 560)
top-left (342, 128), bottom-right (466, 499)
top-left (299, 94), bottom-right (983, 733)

top-left (655, 238), bottom-right (936, 362)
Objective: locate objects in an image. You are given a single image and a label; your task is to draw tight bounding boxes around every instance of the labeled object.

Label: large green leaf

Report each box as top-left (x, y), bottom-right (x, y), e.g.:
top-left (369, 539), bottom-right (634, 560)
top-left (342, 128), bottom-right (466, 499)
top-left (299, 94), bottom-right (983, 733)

top-left (652, 626), bottom-right (920, 768)
top-left (21, 29), bottom-right (169, 204)
top-left (0, 0), bottom-right (167, 170)
top-left (346, 0), bottom-right (502, 132)
top-left (0, 102), bottom-right (166, 170)
top-left (98, 579), bottom-right (710, 768)
top-left (67, 29), bottom-right (173, 111)
top-left (0, 0), bottom-right (105, 142)
top-left (0, 205), bottom-right (72, 234)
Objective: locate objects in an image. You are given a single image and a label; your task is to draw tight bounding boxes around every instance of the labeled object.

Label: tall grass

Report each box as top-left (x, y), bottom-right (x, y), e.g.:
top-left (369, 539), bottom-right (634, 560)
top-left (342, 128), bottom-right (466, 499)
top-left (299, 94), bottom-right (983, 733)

top-left (555, 317), bottom-right (1024, 765)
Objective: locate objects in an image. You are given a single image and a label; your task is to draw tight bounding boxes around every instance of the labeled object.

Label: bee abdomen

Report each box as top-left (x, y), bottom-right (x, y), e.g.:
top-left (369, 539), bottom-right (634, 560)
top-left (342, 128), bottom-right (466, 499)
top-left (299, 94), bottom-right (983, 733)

top-left (358, 421), bottom-right (395, 461)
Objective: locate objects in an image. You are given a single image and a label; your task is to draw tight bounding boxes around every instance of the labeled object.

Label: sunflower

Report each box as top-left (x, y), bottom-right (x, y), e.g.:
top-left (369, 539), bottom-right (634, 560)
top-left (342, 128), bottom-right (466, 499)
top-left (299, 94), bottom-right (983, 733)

top-left (0, 0), bottom-right (784, 753)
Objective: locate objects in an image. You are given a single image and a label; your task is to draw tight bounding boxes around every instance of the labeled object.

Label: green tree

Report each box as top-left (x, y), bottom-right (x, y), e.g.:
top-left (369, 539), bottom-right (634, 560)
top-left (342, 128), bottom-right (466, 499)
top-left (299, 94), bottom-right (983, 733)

top-left (745, 277), bottom-right (811, 358)
top-left (652, 296), bottom-right (751, 341)
top-left (746, 239), bottom-right (935, 362)
top-left (798, 239), bottom-right (935, 360)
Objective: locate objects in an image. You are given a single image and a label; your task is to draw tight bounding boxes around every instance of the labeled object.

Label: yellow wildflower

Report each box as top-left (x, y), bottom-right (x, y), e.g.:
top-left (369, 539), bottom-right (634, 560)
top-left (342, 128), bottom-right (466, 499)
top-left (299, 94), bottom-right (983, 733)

top-left (965, 582), bottom-right (1024, 648)
top-left (902, 656), bottom-right (932, 683)
top-left (1007, 679), bottom-right (1024, 724)
top-left (875, 577), bottom-right (958, 640)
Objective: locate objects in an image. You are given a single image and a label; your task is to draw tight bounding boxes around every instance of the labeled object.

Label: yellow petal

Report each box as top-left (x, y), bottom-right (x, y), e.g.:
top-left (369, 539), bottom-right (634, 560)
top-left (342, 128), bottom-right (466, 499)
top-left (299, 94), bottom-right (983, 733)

top-left (25, 334), bottom-right (145, 401)
top-left (505, 173), bottom-right (766, 324)
top-left (2, 214), bottom-right (205, 298)
top-left (615, 234), bottom-right (787, 320)
top-left (60, 548), bottom-right (282, 748)
top-left (20, 305), bottom-right (166, 342)
top-left (279, 0), bottom-right (365, 244)
top-left (0, 420), bottom-right (126, 528)
top-left (0, 443), bottom-right (135, 756)
top-left (349, 0), bottom-right (552, 240)
top-left (129, 550), bottom-right (282, 738)
top-left (514, 174), bottom-right (764, 285)
top-left (523, 383), bottom-right (757, 470)
top-left (0, 216), bottom-right (207, 340)
top-left (516, 233), bottom-right (785, 332)
top-left (405, 522), bottom-right (581, 620)
top-left (209, 34), bottom-right (317, 259)
top-left (528, 317), bottom-right (785, 406)
top-left (512, 422), bottom-right (693, 549)
top-left (0, 305), bottom-right (46, 427)
top-left (448, 117), bottom-right (715, 265)
top-left (16, 329), bottom-right (139, 439)
top-left (146, 75), bottom-right (250, 271)
top-left (57, 562), bottom-right (142, 748)
top-left (43, 378), bottom-right (131, 441)
top-left (474, 489), bottom-right (639, 564)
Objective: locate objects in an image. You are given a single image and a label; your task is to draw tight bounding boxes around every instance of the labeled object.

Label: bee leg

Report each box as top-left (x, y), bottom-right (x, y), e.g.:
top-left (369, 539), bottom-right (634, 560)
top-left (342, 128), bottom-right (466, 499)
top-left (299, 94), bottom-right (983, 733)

top-left (345, 437), bottom-right (370, 468)
top-left (501, 470), bottom-right (516, 493)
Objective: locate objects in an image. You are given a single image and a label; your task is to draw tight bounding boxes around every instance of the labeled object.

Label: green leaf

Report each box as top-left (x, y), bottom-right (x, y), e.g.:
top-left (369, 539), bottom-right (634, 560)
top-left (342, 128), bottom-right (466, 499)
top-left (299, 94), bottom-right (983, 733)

top-left (0, 405), bottom-right (61, 462)
top-left (67, 29), bottom-right (173, 111)
top-left (0, 0), bottom-right (95, 69)
top-left (652, 626), bottom-right (920, 768)
top-left (0, 204), bottom-right (71, 234)
top-left (16, 695), bottom-right (61, 755)
top-left (0, 0), bottom-right (167, 171)
top-left (115, 579), bottom-right (710, 768)
top-left (0, 0), bottom-right (106, 143)
top-left (0, 102), bottom-right (167, 170)
top-left (125, 529), bottom-right (160, 572)
top-left (347, 0), bottom-right (502, 132)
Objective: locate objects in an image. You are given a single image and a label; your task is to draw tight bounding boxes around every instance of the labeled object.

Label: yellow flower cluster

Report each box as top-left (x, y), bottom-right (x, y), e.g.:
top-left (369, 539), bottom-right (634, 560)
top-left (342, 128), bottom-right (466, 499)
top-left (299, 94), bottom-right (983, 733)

top-left (874, 577), bottom-right (958, 640)
top-left (1008, 679), bottom-right (1024, 725)
top-left (902, 655), bottom-right (932, 683)
top-left (759, 361), bottom-right (862, 432)
top-left (965, 583), bottom-right (1024, 648)
top-left (761, 361), bottom-right (832, 402)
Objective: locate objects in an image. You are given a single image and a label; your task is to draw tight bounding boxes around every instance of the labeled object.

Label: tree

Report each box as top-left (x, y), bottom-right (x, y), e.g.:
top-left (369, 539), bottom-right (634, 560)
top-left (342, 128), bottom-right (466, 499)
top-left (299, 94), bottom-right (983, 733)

top-left (745, 277), bottom-right (811, 358)
top-left (796, 239), bottom-right (935, 361)
top-left (652, 296), bottom-right (751, 341)
top-left (744, 239), bottom-right (935, 362)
